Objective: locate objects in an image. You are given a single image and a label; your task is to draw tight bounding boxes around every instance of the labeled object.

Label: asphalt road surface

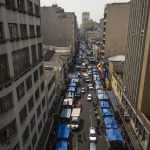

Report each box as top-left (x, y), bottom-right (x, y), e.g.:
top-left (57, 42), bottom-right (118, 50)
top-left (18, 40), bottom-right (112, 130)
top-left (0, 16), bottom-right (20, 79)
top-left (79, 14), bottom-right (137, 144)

top-left (77, 77), bottom-right (109, 150)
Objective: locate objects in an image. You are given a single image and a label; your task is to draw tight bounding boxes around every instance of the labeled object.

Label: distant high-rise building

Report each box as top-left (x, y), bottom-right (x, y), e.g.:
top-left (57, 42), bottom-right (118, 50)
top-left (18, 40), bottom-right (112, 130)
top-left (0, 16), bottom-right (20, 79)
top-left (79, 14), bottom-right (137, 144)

top-left (103, 3), bottom-right (129, 57)
top-left (82, 12), bottom-right (90, 25)
top-left (41, 5), bottom-right (78, 56)
top-left (123, 0), bottom-right (150, 149)
top-left (0, 1), bottom-right (47, 150)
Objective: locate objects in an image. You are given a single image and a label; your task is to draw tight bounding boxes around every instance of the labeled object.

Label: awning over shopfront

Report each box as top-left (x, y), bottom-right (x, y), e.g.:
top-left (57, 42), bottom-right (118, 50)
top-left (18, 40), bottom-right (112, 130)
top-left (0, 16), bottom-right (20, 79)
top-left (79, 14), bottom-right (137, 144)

top-left (63, 98), bottom-right (73, 106)
top-left (69, 82), bottom-right (77, 87)
top-left (66, 92), bottom-right (74, 99)
top-left (57, 123), bottom-right (70, 138)
top-left (71, 79), bottom-right (79, 83)
top-left (97, 93), bottom-right (109, 100)
top-left (104, 117), bottom-right (118, 129)
top-left (106, 128), bottom-right (123, 142)
top-left (102, 108), bottom-right (112, 117)
top-left (56, 141), bottom-right (67, 150)
top-left (67, 87), bottom-right (76, 92)
top-left (97, 89), bottom-right (105, 94)
top-left (100, 101), bottom-right (109, 108)
top-left (60, 108), bottom-right (71, 118)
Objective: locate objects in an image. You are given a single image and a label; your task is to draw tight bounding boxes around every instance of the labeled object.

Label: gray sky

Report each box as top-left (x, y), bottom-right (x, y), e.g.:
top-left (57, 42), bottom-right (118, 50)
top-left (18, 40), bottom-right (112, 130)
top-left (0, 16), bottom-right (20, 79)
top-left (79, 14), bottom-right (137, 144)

top-left (40, 0), bottom-right (129, 25)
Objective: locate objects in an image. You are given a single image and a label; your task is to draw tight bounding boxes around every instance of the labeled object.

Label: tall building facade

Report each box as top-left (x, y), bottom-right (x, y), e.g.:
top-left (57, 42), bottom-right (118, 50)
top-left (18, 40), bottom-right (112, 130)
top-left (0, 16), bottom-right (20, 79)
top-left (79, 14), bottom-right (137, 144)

top-left (82, 12), bottom-right (90, 25)
top-left (103, 3), bottom-right (129, 57)
top-left (0, 1), bottom-right (47, 150)
top-left (41, 5), bottom-right (78, 56)
top-left (123, 0), bottom-right (150, 149)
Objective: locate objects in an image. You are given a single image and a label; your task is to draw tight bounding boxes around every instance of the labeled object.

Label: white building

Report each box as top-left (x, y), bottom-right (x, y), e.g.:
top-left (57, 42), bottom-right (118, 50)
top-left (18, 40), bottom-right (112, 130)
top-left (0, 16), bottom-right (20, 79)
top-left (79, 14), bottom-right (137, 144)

top-left (0, 1), bottom-right (47, 150)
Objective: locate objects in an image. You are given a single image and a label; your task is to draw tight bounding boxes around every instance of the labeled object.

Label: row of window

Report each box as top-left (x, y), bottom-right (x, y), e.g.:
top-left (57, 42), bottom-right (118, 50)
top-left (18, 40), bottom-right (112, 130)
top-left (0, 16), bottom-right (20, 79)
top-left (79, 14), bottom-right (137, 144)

top-left (0, 22), bottom-right (41, 43)
top-left (0, 43), bottom-right (43, 85)
top-left (49, 88), bottom-right (55, 104)
top-left (48, 76), bottom-right (55, 90)
top-left (0, 66), bottom-right (44, 114)
top-left (5, 0), bottom-right (40, 17)
top-left (0, 108), bottom-right (46, 148)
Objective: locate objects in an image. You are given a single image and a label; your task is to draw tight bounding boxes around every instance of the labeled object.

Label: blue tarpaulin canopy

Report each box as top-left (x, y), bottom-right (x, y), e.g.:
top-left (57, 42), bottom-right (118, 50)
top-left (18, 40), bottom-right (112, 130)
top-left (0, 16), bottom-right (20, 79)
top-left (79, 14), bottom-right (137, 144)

top-left (66, 92), bottom-right (74, 99)
top-left (69, 82), bottom-right (77, 87)
top-left (60, 108), bottom-right (71, 118)
top-left (97, 93), bottom-right (109, 100)
top-left (93, 72), bottom-right (99, 75)
top-left (71, 79), bottom-right (79, 83)
top-left (57, 123), bottom-right (70, 138)
top-left (92, 68), bottom-right (98, 72)
top-left (106, 129), bottom-right (123, 142)
top-left (104, 117), bottom-right (118, 129)
top-left (95, 80), bottom-right (101, 85)
top-left (97, 89), bottom-right (105, 94)
top-left (68, 87), bottom-right (76, 92)
top-left (100, 101), bottom-right (109, 108)
top-left (56, 141), bottom-right (67, 150)
top-left (102, 108), bottom-right (112, 117)
top-left (71, 74), bottom-right (78, 78)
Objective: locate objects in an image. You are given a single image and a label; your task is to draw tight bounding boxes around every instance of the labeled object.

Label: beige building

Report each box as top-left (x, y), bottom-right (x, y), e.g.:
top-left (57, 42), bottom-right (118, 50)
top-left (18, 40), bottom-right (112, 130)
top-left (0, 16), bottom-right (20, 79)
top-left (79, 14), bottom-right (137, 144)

top-left (123, 0), bottom-right (150, 149)
top-left (82, 12), bottom-right (90, 25)
top-left (0, 1), bottom-right (47, 150)
top-left (103, 3), bottom-right (129, 57)
top-left (41, 5), bottom-right (78, 55)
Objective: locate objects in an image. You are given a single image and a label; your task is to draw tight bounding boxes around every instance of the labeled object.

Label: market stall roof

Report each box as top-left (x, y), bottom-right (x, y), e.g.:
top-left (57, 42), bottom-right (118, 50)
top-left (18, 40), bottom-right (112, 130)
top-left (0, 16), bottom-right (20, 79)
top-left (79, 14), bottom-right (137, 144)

top-left (102, 108), bottom-right (112, 117)
top-left (106, 128), bottom-right (123, 142)
top-left (97, 93), bottom-right (109, 100)
top-left (71, 79), bottom-right (79, 83)
top-left (69, 82), bottom-right (77, 87)
top-left (60, 108), bottom-right (71, 118)
top-left (68, 87), bottom-right (76, 92)
top-left (92, 68), bottom-right (98, 72)
top-left (93, 72), bottom-right (99, 75)
top-left (66, 92), bottom-right (74, 99)
top-left (104, 117), bottom-right (118, 129)
top-left (57, 123), bottom-right (70, 138)
top-left (100, 101), bottom-right (109, 108)
top-left (56, 141), bottom-right (67, 150)
top-left (71, 74), bottom-right (78, 79)
top-left (93, 74), bottom-right (99, 78)
top-left (95, 80), bottom-right (102, 85)
top-left (97, 89), bottom-right (105, 94)
top-left (63, 98), bottom-right (73, 106)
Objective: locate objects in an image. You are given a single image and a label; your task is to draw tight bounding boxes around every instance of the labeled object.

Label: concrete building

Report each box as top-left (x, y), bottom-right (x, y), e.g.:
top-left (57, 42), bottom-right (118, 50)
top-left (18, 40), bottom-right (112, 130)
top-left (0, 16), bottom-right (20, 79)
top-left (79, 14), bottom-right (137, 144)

top-left (103, 3), bottom-right (129, 57)
top-left (122, 0), bottom-right (150, 149)
top-left (82, 12), bottom-right (90, 25)
top-left (99, 18), bottom-right (104, 40)
top-left (41, 5), bottom-right (78, 56)
top-left (0, 1), bottom-right (47, 150)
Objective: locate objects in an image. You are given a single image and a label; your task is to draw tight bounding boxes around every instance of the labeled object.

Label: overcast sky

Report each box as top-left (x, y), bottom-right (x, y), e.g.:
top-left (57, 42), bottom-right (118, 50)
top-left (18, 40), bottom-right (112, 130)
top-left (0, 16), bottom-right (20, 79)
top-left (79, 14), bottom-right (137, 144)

top-left (40, 0), bottom-right (129, 25)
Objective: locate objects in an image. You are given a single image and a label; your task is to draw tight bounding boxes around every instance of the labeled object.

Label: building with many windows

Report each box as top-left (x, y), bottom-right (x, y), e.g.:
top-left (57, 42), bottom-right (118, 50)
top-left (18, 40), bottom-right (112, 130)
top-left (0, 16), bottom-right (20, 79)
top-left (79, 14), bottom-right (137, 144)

top-left (0, 0), bottom-right (47, 150)
top-left (82, 12), bottom-right (90, 25)
top-left (122, 0), bottom-right (150, 149)
top-left (103, 3), bottom-right (129, 57)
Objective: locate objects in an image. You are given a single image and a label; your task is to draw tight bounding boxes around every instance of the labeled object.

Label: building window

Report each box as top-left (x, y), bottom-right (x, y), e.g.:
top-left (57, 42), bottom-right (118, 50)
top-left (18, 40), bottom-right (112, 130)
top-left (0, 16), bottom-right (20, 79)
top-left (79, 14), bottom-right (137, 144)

top-left (28, 96), bottom-right (34, 112)
top-left (19, 105), bottom-right (27, 124)
top-left (0, 22), bottom-right (5, 43)
top-left (42, 97), bottom-right (45, 108)
top-left (0, 93), bottom-right (13, 113)
top-left (12, 47), bottom-right (30, 75)
top-left (40, 81), bottom-right (44, 92)
top-left (39, 65), bottom-right (44, 76)
top-left (22, 126), bottom-right (29, 146)
top-left (12, 142), bottom-right (20, 150)
top-left (0, 119), bottom-right (17, 144)
top-left (34, 4), bottom-right (40, 17)
top-left (31, 45), bottom-right (37, 63)
top-left (36, 25), bottom-right (41, 37)
top-left (20, 24), bottom-right (28, 39)
top-left (0, 54), bottom-right (9, 84)
top-left (33, 70), bottom-right (38, 83)
top-left (27, 0), bottom-right (33, 15)
top-left (35, 88), bottom-right (40, 101)
top-left (17, 0), bottom-right (25, 12)
top-left (8, 23), bottom-right (19, 41)
top-left (38, 43), bottom-right (43, 60)
top-left (30, 114), bottom-right (36, 131)
top-left (5, 0), bottom-right (16, 9)
top-left (37, 104), bottom-right (41, 119)
top-left (32, 132), bottom-right (37, 148)
top-left (16, 82), bottom-right (25, 101)
top-left (26, 76), bottom-right (32, 91)
top-left (43, 110), bottom-right (46, 122)
top-left (38, 120), bottom-right (42, 134)
top-left (29, 25), bottom-right (35, 38)
top-left (49, 88), bottom-right (55, 104)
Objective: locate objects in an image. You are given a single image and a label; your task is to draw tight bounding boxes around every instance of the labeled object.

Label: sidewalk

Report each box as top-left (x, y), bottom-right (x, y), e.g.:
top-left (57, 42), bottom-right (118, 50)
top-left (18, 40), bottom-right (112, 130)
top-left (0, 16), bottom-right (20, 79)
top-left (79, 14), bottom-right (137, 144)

top-left (106, 90), bottom-right (143, 150)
